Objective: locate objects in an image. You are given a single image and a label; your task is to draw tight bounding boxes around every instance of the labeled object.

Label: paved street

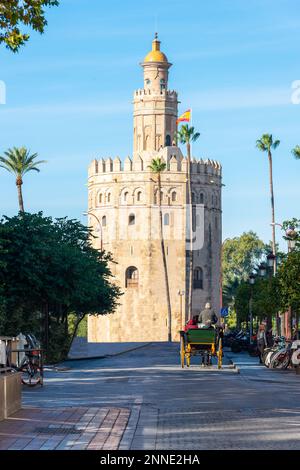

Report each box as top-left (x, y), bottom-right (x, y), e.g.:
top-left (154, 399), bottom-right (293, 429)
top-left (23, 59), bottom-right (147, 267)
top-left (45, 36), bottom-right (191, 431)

top-left (2, 342), bottom-right (300, 450)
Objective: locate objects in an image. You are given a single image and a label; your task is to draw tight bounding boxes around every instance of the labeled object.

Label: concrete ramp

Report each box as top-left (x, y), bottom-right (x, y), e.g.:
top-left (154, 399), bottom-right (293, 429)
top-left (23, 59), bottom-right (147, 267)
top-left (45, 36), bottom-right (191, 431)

top-left (68, 337), bottom-right (151, 360)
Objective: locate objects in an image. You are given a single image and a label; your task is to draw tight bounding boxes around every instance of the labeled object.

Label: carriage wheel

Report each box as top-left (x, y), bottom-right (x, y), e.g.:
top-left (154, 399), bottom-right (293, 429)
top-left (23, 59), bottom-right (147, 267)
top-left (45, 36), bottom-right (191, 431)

top-left (217, 338), bottom-right (223, 369)
top-left (180, 337), bottom-right (185, 368)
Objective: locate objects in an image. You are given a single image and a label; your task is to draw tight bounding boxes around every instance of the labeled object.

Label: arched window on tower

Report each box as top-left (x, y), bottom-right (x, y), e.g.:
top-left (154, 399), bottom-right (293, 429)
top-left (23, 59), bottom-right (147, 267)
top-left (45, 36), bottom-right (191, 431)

top-left (193, 267), bottom-right (203, 289)
top-left (165, 134), bottom-right (171, 146)
top-left (171, 191), bottom-right (177, 202)
top-left (107, 193), bottom-right (111, 204)
top-left (124, 191), bottom-right (129, 203)
top-left (160, 78), bottom-right (166, 92)
top-left (145, 135), bottom-right (150, 150)
top-left (125, 266), bottom-right (139, 288)
top-left (99, 193), bottom-right (103, 204)
top-left (102, 215), bottom-right (107, 227)
top-left (164, 213), bottom-right (170, 226)
top-left (128, 214), bottom-right (135, 225)
top-left (199, 193), bottom-right (204, 204)
top-left (137, 191), bottom-right (142, 202)
top-left (137, 135), bottom-right (141, 151)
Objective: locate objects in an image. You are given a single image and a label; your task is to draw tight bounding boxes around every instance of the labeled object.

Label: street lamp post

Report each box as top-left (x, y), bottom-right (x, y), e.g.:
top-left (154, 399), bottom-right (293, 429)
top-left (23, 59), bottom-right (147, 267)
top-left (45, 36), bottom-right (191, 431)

top-left (271, 223), bottom-right (298, 337)
top-left (285, 226), bottom-right (298, 339)
top-left (266, 252), bottom-right (280, 333)
top-left (258, 263), bottom-right (267, 278)
top-left (83, 211), bottom-right (103, 251)
top-left (178, 290), bottom-right (185, 330)
top-left (248, 273), bottom-right (255, 344)
top-left (220, 238), bottom-right (230, 312)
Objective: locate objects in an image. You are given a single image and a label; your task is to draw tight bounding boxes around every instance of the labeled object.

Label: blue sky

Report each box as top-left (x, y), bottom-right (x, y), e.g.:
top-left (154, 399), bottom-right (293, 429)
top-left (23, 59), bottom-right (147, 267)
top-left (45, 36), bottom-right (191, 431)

top-left (0, 0), bottom-right (299, 248)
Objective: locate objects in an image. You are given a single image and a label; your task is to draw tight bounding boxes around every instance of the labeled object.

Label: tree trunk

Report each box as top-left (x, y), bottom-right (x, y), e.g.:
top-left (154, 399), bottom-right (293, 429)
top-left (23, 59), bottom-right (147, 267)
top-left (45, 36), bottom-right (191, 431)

top-left (16, 177), bottom-right (24, 212)
top-left (268, 150), bottom-right (280, 334)
top-left (268, 151), bottom-right (276, 273)
top-left (158, 174), bottom-right (172, 342)
top-left (187, 142), bottom-right (193, 320)
top-left (68, 313), bottom-right (85, 351)
top-left (44, 302), bottom-right (49, 355)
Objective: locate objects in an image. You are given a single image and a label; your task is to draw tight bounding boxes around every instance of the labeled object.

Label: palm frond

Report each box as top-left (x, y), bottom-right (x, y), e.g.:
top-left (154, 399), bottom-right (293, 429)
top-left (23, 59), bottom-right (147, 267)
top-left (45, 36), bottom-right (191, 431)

top-left (256, 139), bottom-right (266, 152)
top-left (0, 147), bottom-right (45, 178)
top-left (256, 134), bottom-right (280, 154)
top-left (292, 145), bottom-right (300, 160)
top-left (148, 157), bottom-right (166, 173)
top-left (177, 124), bottom-right (200, 145)
top-left (272, 139), bottom-right (280, 150)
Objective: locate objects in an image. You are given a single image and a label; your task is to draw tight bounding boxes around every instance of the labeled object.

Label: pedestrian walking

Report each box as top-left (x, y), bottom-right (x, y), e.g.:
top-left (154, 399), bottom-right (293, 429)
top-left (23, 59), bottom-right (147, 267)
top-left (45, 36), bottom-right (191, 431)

top-left (257, 324), bottom-right (267, 364)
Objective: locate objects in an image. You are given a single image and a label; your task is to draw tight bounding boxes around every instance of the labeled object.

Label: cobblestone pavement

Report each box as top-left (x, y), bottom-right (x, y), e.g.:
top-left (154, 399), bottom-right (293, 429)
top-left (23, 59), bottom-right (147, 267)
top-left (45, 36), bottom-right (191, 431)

top-left (156, 407), bottom-right (300, 450)
top-left (3, 342), bottom-right (300, 450)
top-left (0, 407), bottom-right (130, 450)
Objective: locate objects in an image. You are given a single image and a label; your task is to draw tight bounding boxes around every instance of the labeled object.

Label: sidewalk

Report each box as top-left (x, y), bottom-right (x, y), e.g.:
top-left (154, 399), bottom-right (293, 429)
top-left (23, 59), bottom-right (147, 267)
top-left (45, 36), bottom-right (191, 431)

top-left (0, 406), bottom-right (130, 450)
top-left (226, 351), bottom-right (300, 383)
top-left (67, 337), bottom-right (151, 360)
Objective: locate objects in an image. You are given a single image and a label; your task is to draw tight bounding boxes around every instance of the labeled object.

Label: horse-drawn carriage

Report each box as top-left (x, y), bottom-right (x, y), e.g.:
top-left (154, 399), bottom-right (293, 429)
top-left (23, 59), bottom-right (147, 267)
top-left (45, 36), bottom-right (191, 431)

top-left (180, 327), bottom-right (223, 369)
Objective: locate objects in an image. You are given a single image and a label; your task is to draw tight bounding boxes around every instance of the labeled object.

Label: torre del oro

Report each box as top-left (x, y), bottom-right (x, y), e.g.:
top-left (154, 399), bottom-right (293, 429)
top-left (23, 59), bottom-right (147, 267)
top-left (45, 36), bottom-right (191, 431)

top-left (87, 35), bottom-right (222, 342)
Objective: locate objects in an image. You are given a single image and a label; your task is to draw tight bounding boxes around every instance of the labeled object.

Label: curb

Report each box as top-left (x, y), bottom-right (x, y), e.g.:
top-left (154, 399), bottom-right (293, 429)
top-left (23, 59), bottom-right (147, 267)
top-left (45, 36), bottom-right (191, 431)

top-left (226, 354), bottom-right (240, 374)
top-left (65, 342), bottom-right (152, 362)
top-left (119, 398), bottom-right (142, 450)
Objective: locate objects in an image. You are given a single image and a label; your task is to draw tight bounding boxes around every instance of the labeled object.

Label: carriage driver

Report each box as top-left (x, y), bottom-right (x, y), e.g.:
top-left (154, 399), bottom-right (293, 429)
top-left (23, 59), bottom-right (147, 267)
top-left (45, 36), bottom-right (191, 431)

top-left (198, 302), bottom-right (218, 328)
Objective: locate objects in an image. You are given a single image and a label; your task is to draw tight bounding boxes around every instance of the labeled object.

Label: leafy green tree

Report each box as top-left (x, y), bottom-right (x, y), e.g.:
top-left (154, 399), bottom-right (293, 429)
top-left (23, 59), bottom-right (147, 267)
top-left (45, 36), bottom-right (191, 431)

top-left (253, 277), bottom-right (280, 329)
top-left (292, 146), bottom-right (300, 160)
top-left (0, 212), bottom-right (121, 361)
top-left (235, 277), bottom-right (279, 329)
top-left (149, 157), bottom-right (172, 341)
top-left (222, 278), bottom-right (240, 311)
top-left (0, 0), bottom-right (59, 52)
top-left (222, 232), bottom-right (267, 327)
top-left (222, 231), bottom-right (266, 287)
top-left (0, 146), bottom-right (46, 212)
top-left (176, 124), bottom-right (200, 319)
top-left (234, 281), bottom-right (251, 326)
top-left (277, 251), bottom-right (300, 313)
top-left (256, 134), bottom-right (280, 268)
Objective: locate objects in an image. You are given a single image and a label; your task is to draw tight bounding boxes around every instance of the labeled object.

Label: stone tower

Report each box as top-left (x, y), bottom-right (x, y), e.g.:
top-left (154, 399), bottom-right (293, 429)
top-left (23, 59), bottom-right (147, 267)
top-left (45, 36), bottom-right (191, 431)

top-left (133, 33), bottom-right (178, 153)
top-left (87, 36), bottom-right (222, 343)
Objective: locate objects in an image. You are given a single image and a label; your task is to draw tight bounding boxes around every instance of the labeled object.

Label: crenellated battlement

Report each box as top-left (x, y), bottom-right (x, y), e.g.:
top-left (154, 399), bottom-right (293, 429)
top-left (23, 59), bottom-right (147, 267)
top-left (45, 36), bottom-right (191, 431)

top-left (88, 147), bottom-right (222, 178)
top-left (133, 88), bottom-right (178, 98)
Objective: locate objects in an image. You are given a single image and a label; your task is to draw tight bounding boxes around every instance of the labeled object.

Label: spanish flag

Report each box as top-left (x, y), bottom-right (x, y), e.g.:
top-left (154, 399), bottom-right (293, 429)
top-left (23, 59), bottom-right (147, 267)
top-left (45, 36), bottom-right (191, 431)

top-left (176, 109), bottom-right (191, 124)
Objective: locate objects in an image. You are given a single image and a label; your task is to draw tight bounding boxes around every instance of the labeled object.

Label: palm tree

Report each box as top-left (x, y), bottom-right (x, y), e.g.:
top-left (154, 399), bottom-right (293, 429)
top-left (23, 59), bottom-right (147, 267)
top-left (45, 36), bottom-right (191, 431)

top-left (292, 145), bottom-right (300, 160)
top-left (149, 157), bottom-right (172, 342)
top-left (256, 134), bottom-right (280, 273)
top-left (0, 146), bottom-right (46, 212)
top-left (177, 125), bottom-right (200, 320)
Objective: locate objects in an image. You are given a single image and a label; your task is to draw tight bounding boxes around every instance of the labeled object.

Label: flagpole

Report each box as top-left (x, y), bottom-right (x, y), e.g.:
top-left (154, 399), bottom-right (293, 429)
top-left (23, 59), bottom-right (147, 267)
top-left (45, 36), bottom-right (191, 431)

top-left (190, 107), bottom-right (193, 162)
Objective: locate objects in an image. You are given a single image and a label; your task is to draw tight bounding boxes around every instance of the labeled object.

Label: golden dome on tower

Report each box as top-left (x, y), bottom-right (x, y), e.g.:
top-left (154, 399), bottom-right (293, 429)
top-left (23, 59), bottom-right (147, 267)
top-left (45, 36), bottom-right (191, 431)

top-left (143, 33), bottom-right (168, 63)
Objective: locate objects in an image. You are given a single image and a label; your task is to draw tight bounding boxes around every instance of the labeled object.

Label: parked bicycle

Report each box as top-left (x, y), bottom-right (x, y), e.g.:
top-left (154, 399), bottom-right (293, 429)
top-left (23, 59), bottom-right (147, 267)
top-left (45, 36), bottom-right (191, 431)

top-left (8, 334), bottom-right (44, 387)
top-left (262, 336), bottom-right (300, 370)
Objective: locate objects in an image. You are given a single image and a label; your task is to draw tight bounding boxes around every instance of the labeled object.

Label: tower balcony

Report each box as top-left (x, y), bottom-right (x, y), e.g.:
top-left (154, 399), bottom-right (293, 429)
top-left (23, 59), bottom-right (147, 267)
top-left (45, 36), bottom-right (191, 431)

top-left (133, 88), bottom-right (178, 98)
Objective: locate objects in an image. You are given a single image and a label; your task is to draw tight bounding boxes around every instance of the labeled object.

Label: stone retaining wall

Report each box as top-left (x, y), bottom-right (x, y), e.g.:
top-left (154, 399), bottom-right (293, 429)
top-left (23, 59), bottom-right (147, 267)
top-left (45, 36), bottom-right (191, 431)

top-left (0, 372), bottom-right (22, 421)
